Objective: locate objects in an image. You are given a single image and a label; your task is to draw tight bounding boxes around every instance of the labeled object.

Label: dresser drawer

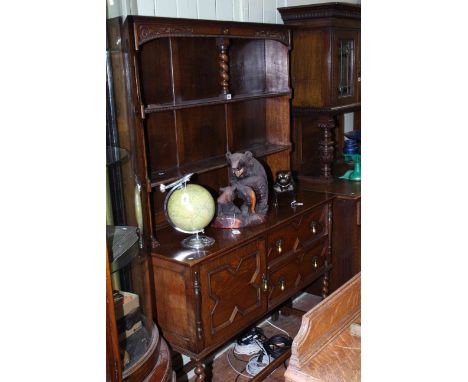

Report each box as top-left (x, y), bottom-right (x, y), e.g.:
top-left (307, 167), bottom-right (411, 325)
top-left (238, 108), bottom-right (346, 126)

top-left (297, 203), bottom-right (328, 246)
top-left (267, 203), bottom-right (328, 265)
top-left (267, 220), bottom-right (299, 262)
top-left (300, 236), bottom-right (328, 285)
top-left (267, 236), bottom-right (328, 309)
top-left (267, 258), bottom-right (300, 309)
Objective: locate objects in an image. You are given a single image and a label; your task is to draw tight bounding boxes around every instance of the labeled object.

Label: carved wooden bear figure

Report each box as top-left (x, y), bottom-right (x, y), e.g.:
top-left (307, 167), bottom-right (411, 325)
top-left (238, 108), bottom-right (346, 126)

top-left (226, 151), bottom-right (269, 216)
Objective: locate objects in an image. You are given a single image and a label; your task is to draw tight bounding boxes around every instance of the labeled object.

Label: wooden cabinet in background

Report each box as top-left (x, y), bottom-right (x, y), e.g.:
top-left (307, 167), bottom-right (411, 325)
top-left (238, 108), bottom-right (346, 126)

top-left (279, 3), bottom-right (361, 179)
top-left (279, 3), bottom-right (361, 293)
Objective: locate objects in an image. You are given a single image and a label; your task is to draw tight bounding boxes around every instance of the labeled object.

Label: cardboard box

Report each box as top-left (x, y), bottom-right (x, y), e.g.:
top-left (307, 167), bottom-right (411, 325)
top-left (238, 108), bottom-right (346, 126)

top-left (114, 291), bottom-right (140, 320)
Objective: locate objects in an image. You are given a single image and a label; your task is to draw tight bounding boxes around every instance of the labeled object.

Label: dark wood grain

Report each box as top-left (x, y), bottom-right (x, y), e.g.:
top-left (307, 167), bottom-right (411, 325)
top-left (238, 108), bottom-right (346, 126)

top-left (230, 39), bottom-right (266, 95)
top-left (146, 111), bottom-right (178, 175)
top-left (140, 37), bottom-right (174, 105)
top-left (265, 40), bottom-right (290, 93)
top-left (172, 37), bottom-right (219, 102)
top-left (176, 104), bottom-right (227, 165)
top-left (230, 99), bottom-right (266, 151)
top-left (289, 30), bottom-right (327, 107)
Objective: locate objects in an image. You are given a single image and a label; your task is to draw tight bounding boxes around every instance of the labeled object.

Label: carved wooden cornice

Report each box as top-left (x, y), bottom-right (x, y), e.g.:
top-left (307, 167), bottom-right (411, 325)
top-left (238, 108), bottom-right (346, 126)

top-left (130, 16), bottom-right (290, 48)
top-left (278, 4), bottom-right (360, 22)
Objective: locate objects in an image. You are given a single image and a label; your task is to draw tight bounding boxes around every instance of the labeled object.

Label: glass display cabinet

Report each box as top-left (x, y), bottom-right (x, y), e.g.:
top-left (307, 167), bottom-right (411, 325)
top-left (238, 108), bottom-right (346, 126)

top-left (106, 222), bottom-right (173, 382)
top-left (106, 17), bottom-right (174, 382)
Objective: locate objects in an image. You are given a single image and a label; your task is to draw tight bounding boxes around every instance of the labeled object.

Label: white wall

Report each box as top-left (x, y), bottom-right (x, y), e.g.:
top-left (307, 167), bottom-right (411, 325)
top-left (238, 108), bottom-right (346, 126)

top-left (107, 0), bottom-right (360, 24)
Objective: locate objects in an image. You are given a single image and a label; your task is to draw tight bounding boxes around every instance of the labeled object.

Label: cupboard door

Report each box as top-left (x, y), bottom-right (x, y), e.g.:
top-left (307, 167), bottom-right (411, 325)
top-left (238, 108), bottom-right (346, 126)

top-left (200, 239), bottom-right (267, 348)
top-left (332, 30), bottom-right (359, 106)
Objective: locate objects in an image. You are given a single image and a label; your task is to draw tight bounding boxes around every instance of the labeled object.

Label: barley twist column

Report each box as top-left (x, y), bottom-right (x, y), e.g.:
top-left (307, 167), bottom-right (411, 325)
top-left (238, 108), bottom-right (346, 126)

top-left (216, 37), bottom-right (231, 99)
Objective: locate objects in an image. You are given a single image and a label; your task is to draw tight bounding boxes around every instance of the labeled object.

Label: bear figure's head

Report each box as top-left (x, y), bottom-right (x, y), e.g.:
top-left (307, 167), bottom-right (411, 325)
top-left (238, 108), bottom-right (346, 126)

top-left (226, 151), bottom-right (253, 178)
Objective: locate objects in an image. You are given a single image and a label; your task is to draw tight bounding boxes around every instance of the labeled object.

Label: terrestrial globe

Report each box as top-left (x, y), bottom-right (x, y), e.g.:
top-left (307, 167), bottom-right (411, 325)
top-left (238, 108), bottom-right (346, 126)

top-left (164, 183), bottom-right (216, 249)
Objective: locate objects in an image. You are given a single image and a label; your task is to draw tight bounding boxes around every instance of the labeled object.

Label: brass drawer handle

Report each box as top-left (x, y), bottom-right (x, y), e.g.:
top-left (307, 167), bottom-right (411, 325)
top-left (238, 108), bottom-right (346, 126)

top-left (313, 256), bottom-right (319, 269)
top-left (310, 221), bottom-right (317, 234)
top-left (280, 278), bottom-right (285, 292)
top-left (275, 239), bottom-right (283, 254)
top-left (262, 274), bottom-right (268, 292)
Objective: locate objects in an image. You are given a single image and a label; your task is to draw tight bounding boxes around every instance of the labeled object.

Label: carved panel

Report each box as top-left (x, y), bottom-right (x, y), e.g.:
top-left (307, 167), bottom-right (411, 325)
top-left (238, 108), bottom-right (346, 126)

top-left (199, 239), bottom-right (267, 347)
top-left (255, 30), bottom-right (290, 46)
top-left (136, 24), bottom-right (194, 47)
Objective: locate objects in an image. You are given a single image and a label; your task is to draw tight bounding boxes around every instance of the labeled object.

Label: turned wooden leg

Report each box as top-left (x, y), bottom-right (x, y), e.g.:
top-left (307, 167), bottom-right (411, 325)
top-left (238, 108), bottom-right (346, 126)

top-left (322, 272), bottom-right (329, 299)
top-left (318, 116), bottom-right (336, 180)
top-left (194, 362), bottom-right (205, 382)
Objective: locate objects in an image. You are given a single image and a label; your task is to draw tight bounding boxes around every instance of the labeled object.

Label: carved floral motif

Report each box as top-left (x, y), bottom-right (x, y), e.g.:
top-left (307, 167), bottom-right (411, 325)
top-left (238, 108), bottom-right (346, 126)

top-left (255, 30), bottom-right (289, 45)
top-left (137, 24), bottom-right (194, 46)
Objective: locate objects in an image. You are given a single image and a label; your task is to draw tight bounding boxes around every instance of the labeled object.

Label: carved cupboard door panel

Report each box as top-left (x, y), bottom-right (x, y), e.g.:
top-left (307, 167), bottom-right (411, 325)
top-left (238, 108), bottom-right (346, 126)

top-left (199, 239), bottom-right (267, 348)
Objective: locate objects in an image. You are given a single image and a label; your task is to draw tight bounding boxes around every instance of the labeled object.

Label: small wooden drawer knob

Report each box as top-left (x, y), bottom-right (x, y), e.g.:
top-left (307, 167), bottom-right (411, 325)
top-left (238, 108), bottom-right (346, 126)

top-left (280, 278), bottom-right (285, 291)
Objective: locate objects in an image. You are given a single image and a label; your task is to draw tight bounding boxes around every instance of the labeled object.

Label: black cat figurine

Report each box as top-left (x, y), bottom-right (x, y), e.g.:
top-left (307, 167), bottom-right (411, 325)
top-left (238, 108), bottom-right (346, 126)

top-left (273, 170), bottom-right (297, 207)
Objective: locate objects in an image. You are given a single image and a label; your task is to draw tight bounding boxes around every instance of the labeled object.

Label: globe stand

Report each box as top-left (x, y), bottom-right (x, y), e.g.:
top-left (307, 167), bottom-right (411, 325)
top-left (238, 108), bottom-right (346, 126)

top-left (181, 231), bottom-right (215, 249)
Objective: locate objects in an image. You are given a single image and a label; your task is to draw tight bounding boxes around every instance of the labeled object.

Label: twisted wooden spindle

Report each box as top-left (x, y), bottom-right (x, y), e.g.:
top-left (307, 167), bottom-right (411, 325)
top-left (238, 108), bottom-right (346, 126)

top-left (216, 37), bottom-right (231, 99)
top-left (322, 272), bottom-right (329, 298)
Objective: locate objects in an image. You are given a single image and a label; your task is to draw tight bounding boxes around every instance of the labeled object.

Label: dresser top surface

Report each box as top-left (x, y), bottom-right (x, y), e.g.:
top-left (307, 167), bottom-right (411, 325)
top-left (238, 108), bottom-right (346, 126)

top-left (151, 190), bottom-right (333, 266)
top-left (298, 177), bottom-right (361, 199)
